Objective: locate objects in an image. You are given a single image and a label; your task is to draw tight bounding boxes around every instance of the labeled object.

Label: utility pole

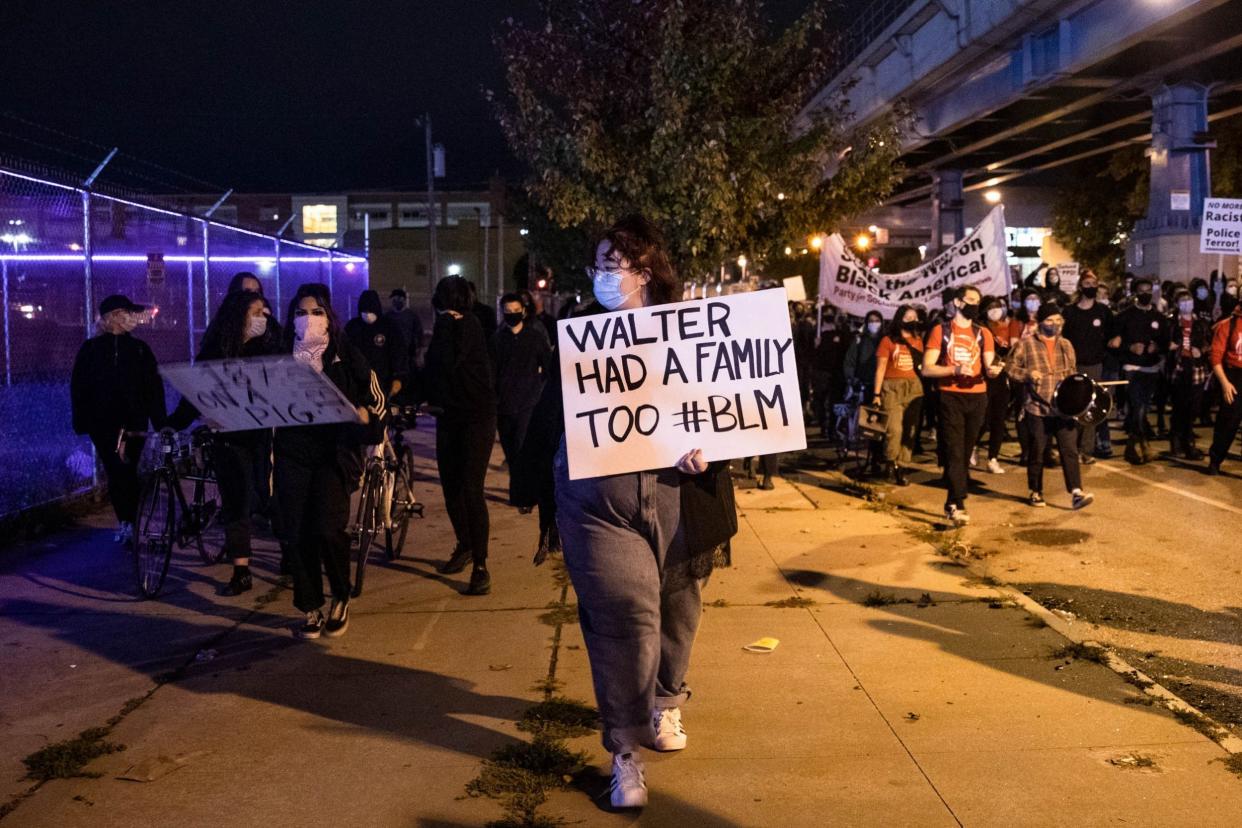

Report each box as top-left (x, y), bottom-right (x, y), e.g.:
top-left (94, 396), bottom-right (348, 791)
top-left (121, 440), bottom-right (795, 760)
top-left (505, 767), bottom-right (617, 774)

top-left (424, 114), bottom-right (438, 292)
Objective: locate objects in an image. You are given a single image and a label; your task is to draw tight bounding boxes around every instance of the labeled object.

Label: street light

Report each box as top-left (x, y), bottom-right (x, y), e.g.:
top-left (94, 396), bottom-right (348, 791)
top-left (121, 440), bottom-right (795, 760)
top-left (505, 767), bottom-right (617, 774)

top-left (855, 233), bottom-right (871, 251)
top-left (984, 189), bottom-right (1002, 204)
top-left (809, 234), bottom-right (824, 251)
top-left (447, 263), bottom-right (462, 276)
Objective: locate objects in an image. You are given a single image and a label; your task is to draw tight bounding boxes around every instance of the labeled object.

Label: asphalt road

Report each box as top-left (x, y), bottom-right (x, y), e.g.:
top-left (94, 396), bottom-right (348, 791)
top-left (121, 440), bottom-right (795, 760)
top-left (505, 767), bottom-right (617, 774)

top-left (793, 424), bottom-right (1242, 736)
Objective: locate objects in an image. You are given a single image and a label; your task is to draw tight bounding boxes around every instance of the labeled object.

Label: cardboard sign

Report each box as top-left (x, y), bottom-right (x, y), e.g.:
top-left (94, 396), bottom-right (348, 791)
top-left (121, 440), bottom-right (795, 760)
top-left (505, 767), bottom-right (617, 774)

top-left (161, 356), bottom-right (361, 432)
top-left (819, 205), bottom-right (1010, 316)
top-left (783, 276), bottom-right (807, 302)
top-left (1201, 198), bottom-right (1242, 254)
top-left (558, 290), bottom-right (807, 480)
top-left (1054, 262), bottom-right (1080, 294)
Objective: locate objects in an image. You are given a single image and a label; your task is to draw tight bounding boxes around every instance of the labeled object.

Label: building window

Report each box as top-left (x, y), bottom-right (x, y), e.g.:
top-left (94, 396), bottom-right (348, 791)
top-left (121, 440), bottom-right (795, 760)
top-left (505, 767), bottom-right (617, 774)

top-left (446, 202), bottom-right (490, 227)
top-left (260, 205), bottom-right (282, 222)
top-left (350, 205), bottom-right (393, 230)
top-left (302, 204), bottom-right (338, 235)
top-left (399, 205), bottom-right (435, 228)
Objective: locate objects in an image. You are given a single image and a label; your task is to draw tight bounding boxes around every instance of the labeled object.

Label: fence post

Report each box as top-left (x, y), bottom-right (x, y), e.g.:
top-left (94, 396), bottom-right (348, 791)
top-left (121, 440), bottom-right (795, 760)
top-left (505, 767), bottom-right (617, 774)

top-left (327, 250), bottom-right (335, 302)
top-left (2, 258), bottom-right (9, 387)
top-left (200, 219), bottom-right (210, 328)
top-left (81, 191), bottom-right (94, 336)
top-left (186, 260), bottom-right (196, 364)
top-left (273, 237), bottom-right (282, 314)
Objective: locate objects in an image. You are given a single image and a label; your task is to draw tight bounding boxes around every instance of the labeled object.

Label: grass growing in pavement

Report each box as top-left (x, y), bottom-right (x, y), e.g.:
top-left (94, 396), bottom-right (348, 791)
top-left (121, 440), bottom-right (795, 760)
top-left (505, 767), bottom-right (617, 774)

top-left (466, 735), bottom-right (588, 827)
top-left (863, 591), bottom-right (913, 607)
top-left (1049, 642), bottom-right (1109, 664)
top-left (1217, 753), bottom-right (1242, 778)
top-left (1170, 707), bottom-right (1224, 740)
top-left (537, 603), bottom-right (578, 627)
top-left (22, 727), bottom-right (125, 781)
top-left (517, 697), bottom-right (599, 740)
top-left (764, 596), bottom-right (817, 609)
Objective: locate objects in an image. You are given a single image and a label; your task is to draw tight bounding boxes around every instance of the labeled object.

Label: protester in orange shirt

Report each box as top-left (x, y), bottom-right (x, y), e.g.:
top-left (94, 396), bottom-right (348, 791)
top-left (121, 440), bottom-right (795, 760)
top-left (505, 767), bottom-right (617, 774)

top-left (1207, 288), bottom-right (1242, 475)
top-left (872, 304), bottom-right (924, 486)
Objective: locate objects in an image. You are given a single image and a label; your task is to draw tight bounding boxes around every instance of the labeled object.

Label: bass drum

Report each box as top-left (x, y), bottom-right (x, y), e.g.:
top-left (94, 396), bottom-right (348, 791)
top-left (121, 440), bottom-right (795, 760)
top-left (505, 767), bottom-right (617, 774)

top-left (1052, 373), bottom-right (1112, 426)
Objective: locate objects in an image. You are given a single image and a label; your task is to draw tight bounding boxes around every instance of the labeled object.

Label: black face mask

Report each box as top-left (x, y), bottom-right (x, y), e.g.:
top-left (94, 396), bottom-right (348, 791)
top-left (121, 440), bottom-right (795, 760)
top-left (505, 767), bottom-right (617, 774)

top-left (503, 312), bottom-right (524, 328)
top-left (1081, 286), bottom-right (1098, 299)
top-left (959, 302), bottom-right (981, 321)
top-left (901, 319), bottom-right (920, 333)
top-left (1136, 293), bottom-right (1153, 306)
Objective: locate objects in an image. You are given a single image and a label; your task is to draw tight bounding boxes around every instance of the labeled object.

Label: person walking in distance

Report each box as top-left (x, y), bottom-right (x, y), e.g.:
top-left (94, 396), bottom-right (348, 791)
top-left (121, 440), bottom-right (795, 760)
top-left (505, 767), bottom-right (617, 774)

top-left (981, 297), bottom-right (1013, 475)
top-left (1060, 271), bottom-right (1112, 463)
top-left (275, 284), bottom-right (385, 639)
top-left (70, 295), bottom-right (167, 544)
top-left (424, 276), bottom-right (498, 596)
top-left (346, 289), bottom-right (409, 405)
top-left (1166, 288), bottom-right (1212, 460)
top-left (1007, 304), bottom-right (1094, 510)
top-left (871, 305), bottom-right (924, 486)
top-left (1207, 289), bottom-right (1242, 475)
top-left (491, 292), bottom-right (552, 467)
top-left (1109, 278), bottom-right (1166, 465)
top-left (555, 215), bottom-right (737, 809)
top-left (386, 288), bottom-right (424, 372)
top-left (922, 285), bottom-right (1001, 526)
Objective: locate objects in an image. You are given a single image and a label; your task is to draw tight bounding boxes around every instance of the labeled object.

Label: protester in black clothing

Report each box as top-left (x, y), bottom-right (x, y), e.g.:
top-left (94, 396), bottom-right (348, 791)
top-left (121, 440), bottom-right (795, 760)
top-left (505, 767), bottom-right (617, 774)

top-left (1222, 280), bottom-right (1240, 318)
top-left (386, 288), bottom-right (425, 370)
top-left (167, 290), bottom-right (280, 595)
top-left (810, 315), bottom-right (852, 439)
top-left (1061, 271), bottom-right (1112, 461)
top-left (1190, 277), bottom-right (1216, 320)
top-left (228, 271), bottom-right (263, 296)
top-left (1166, 289), bottom-right (1212, 459)
top-left (346, 289), bottom-right (408, 402)
top-left (1109, 278), bottom-right (1167, 465)
top-left (425, 276), bottom-right (498, 596)
top-left (492, 292), bottom-right (552, 468)
top-left (1041, 267), bottom-right (1071, 305)
top-left (276, 284), bottom-right (385, 640)
top-left (70, 295), bottom-right (166, 543)
top-left (981, 297), bottom-right (1013, 474)
top-left (467, 280), bottom-right (499, 340)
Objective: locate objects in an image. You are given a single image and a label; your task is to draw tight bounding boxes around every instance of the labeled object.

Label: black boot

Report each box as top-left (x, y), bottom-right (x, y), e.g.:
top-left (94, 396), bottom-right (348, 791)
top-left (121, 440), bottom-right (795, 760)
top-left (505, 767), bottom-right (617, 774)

top-left (465, 565), bottom-right (491, 596)
top-left (1124, 438), bottom-right (1143, 465)
top-left (223, 566), bottom-right (253, 596)
top-left (892, 464), bottom-right (909, 487)
top-left (438, 543), bottom-right (473, 574)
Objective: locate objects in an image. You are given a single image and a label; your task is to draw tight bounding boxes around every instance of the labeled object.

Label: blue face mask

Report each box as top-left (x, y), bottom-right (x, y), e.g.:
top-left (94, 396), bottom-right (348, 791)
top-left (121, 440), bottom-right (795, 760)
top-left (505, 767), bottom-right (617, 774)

top-left (590, 268), bottom-right (642, 311)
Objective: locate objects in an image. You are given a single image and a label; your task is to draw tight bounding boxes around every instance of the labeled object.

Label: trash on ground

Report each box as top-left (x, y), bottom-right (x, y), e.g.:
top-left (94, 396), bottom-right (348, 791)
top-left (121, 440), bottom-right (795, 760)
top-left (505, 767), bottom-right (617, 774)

top-left (742, 637), bottom-right (780, 654)
top-left (118, 751), bottom-right (210, 783)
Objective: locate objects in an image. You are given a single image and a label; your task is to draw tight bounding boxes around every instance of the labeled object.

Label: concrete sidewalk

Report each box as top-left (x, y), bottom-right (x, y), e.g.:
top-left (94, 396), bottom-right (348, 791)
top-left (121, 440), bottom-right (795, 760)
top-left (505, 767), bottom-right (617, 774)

top-left (1, 423), bottom-right (1239, 826)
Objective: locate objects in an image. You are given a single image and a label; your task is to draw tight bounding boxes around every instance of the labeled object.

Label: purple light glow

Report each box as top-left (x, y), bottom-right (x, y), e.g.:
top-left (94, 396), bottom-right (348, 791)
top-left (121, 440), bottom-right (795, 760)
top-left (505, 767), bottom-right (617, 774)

top-left (0, 254), bottom-right (365, 263)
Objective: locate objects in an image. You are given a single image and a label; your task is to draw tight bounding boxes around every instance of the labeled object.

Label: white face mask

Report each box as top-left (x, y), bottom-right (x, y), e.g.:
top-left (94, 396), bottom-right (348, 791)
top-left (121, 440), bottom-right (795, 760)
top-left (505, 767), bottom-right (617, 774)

top-left (591, 268), bottom-right (642, 311)
top-left (244, 314), bottom-right (267, 340)
top-left (1228, 285), bottom-right (1239, 297)
top-left (987, 308), bottom-right (1005, 322)
top-left (1024, 299), bottom-right (1041, 314)
top-left (1196, 288), bottom-right (1209, 300)
top-left (866, 321), bottom-right (881, 336)
top-left (361, 312), bottom-right (378, 324)
top-left (1178, 300), bottom-right (1194, 316)
top-left (294, 313), bottom-right (329, 342)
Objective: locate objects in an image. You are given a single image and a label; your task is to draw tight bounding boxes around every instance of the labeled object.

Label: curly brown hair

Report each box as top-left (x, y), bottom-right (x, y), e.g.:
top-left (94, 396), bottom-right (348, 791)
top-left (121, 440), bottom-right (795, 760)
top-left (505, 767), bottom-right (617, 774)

top-left (596, 214), bottom-right (679, 306)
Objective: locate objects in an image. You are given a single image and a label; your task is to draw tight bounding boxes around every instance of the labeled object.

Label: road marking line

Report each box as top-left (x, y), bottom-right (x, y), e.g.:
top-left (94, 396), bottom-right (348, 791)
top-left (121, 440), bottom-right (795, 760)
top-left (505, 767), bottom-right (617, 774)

top-left (1094, 462), bottom-right (1242, 516)
top-left (412, 597), bottom-right (449, 651)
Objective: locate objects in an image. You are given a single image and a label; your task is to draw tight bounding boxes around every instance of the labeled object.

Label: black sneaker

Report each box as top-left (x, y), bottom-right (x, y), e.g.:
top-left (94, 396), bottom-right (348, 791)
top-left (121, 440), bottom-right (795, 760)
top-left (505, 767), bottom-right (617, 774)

top-left (323, 599), bottom-right (350, 638)
top-left (222, 570), bottom-right (253, 596)
top-left (465, 566), bottom-right (491, 596)
top-left (296, 610), bottom-right (325, 640)
top-left (758, 476), bottom-right (775, 491)
top-left (893, 466), bottom-right (910, 487)
top-left (1206, 462), bottom-right (1222, 476)
top-left (1079, 454), bottom-right (1095, 466)
top-left (438, 544), bottom-right (473, 574)
top-left (1071, 490), bottom-right (1094, 510)
top-left (1028, 491), bottom-right (1046, 508)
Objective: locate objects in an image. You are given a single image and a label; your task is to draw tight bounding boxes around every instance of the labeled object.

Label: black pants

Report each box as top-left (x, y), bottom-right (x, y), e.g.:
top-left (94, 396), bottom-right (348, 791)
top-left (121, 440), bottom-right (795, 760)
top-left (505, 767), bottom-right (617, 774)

top-left (983, 374), bottom-right (1010, 460)
top-left (497, 407), bottom-right (535, 467)
top-left (1077, 364), bottom-right (1104, 455)
top-left (1125, 370), bottom-right (1159, 438)
top-left (214, 438), bottom-right (268, 560)
top-left (1169, 371), bottom-right (1205, 451)
top-left (1210, 365), bottom-right (1242, 465)
top-left (939, 392), bottom-right (988, 509)
top-left (90, 430), bottom-right (144, 524)
top-left (437, 415), bottom-right (495, 567)
top-left (1027, 415), bottom-right (1081, 494)
top-left (275, 456), bottom-right (352, 613)
top-left (759, 453), bottom-right (780, 477)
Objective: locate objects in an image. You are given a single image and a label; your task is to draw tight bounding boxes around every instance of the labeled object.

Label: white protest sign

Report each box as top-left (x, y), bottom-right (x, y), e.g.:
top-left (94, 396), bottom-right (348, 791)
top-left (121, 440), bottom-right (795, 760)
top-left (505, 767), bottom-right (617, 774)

top-left (558, 290), bottom-right (807, 480)
top-left (819, 205), bottom-right (1010, 316)
top-left (161, 356), bottom-right (362, 432)
top-left (782, 276), bottom-right (807, 302)
top-left (1055, 262), bottom-right (1080, 294)
top-left (1201, 198), bottom-right (1242, 254)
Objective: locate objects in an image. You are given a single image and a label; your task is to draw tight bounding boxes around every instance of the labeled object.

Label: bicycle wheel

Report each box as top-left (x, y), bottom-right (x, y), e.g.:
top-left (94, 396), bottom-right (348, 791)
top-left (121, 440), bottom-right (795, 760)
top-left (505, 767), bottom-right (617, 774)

top-left (133, 471), bottom-right (176, 599)
top-left (386, 452), bottom-right (417, 560)
top-left (352, 465), bottom-right (384, 598)
top-left (188, 470), bottom-right (224, 564)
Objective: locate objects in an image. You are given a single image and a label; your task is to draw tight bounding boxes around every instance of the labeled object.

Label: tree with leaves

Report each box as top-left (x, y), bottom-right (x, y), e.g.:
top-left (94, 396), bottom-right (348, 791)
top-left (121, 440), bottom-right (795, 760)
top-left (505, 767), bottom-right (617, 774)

top-left (489, 0), bottom-right (910, 281)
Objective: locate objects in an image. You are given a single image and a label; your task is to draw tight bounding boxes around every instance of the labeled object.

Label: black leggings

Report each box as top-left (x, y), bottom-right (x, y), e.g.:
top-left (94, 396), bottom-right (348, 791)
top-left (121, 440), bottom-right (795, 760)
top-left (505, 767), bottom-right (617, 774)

top-left (214, 438), bottom-right (268, 560)
top-left (90, 430), bottom-right (144, 524)
top-left (436, 415), bottom-right (495, 567)
top-left (275, 456), bottom-right (352, 613)
top-left (983, 375), bottom-right (1010, 460)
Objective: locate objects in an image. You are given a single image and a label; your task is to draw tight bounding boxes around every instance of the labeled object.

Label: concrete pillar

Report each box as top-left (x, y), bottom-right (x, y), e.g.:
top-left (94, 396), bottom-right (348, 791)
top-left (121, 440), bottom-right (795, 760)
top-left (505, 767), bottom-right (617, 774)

top-left (1129, 83), bottom-right (1215, 278)
top-left (930, 169), bottom-right (965, 252)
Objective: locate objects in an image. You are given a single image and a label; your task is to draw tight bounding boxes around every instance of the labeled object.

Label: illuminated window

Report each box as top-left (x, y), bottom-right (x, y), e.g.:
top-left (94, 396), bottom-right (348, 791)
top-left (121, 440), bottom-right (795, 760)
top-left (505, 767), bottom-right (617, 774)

top-left (302, 204), bottom-right (338, 235)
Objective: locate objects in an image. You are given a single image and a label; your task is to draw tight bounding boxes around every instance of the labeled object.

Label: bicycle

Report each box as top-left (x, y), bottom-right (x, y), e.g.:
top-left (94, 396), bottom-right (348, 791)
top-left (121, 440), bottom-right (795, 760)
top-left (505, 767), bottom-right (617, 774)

top-left (350, 406), bottom-right (424, 597)
top-left (126, 427), bottom-right (222, 599)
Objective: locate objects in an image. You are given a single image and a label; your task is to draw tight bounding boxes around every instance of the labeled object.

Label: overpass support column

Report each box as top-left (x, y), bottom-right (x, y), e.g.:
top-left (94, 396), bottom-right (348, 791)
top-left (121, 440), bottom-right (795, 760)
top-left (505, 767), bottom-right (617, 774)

top-left (1129, 83), bottom-right (1219, 278)
top-left (930, 169), bottom-right (964, 253)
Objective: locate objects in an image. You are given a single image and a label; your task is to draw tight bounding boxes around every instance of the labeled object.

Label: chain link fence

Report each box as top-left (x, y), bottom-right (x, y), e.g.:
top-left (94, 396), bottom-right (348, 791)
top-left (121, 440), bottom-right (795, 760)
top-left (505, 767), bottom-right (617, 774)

top-left (0, 165), bottom-right (369, 519)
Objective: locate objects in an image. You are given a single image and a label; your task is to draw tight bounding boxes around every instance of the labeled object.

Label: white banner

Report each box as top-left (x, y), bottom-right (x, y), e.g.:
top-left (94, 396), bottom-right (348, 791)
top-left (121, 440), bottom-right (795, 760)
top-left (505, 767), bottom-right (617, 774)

top-left (161, 356), bottom-right (361, 432)
top-left (818, 205), bottom-right (1011, 317)
top-left (1201, 198), bottom-right (1242, 254)
top-left (558, 290), bottom-right (807, 480)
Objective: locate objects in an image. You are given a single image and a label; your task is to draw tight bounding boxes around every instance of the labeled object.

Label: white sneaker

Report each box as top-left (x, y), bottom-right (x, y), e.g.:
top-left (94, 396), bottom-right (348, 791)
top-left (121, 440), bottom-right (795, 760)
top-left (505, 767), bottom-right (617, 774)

top-left (652, 707), bottom-right (687, 751)
top-left (946, 504), bottom-right (970, 526)
top-left (969, 448), bottom-right (978, 468)
top-left (609, 752), bottom-right (647, 809)
top-left (986, 457), bottom-right (1005, 475)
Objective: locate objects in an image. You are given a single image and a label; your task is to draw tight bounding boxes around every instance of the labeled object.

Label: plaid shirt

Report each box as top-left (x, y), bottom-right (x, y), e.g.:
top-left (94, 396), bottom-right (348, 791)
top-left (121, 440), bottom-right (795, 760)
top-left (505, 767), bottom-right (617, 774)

top-left (1007, 335), bottom-right (1077, 416)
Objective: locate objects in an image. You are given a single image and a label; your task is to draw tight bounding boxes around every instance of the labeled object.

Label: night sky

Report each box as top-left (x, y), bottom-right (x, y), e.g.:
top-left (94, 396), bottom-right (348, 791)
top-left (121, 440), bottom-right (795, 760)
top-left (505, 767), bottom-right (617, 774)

top-left (2, 0), bottom-right (818, 194)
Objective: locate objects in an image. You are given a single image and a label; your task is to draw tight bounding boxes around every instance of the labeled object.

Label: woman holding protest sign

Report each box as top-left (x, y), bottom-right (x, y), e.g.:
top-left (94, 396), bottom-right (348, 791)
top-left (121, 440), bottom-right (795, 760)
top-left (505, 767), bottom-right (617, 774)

top-left (274, 284), bottom-right (385, 640)
top-left (167, 290), bottom-right (280, 595)
top-left (552, 215), bottom-right (737, 810)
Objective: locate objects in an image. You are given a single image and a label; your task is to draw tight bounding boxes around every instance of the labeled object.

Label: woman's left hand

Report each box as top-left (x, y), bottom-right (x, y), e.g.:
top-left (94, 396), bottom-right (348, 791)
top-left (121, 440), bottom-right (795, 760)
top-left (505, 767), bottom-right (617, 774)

top-left (676, 448), bottom-right (709, 475)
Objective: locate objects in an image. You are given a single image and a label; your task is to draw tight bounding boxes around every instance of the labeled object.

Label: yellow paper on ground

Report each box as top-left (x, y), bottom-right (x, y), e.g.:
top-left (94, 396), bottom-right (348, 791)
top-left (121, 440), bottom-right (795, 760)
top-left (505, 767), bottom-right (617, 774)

top-left (743, 637), bottom-right (780, 653)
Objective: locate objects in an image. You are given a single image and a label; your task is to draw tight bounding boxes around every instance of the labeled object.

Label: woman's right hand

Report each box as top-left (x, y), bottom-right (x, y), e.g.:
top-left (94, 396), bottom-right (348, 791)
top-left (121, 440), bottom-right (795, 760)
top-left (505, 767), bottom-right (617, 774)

top-left (444, 310), bottom-right (463, 320)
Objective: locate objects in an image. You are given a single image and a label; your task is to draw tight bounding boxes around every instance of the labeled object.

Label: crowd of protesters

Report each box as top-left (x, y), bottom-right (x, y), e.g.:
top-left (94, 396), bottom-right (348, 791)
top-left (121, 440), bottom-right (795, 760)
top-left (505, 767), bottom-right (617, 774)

top-left (795, 265), bottom-right (1242, 525)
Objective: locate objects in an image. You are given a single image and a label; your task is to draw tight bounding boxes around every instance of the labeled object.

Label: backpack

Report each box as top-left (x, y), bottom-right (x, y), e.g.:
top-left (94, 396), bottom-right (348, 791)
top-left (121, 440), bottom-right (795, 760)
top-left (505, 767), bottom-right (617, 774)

top-left (933, 321), bottom-right (986, 374)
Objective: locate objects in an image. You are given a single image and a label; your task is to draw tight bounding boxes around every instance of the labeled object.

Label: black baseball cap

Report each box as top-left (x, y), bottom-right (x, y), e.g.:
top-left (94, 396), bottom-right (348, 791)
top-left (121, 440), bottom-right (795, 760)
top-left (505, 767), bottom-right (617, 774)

top-left (390, 288), bottom-right (407, 298)
top-left (99, 295), bottom-right (146, 316)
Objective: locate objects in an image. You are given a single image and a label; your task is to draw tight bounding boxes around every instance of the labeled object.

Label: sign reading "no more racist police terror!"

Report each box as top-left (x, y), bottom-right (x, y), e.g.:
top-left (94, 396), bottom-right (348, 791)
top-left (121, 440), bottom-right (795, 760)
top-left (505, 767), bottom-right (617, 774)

top-left (818, 205), bottom-right (1011, 318)
top-left (558, 289), bottom-right (807, 480)
top-left (1201, 198), bottom-right (1242, 255)
top-left (160, 356), bottom-right (362, 432)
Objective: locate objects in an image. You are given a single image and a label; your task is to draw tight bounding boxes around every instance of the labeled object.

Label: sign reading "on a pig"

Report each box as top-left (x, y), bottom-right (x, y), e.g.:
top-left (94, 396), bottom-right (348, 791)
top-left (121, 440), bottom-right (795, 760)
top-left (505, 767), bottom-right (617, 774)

top-left (161, 356), bottom-right (361, 432)
top-left (558, 289), bottom-right (806, 480)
